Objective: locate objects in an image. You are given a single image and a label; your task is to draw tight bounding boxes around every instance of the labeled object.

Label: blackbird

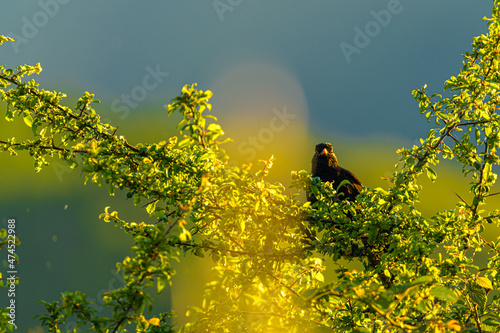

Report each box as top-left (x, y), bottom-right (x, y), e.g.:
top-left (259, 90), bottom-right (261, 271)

top-left (308, 142), bottom-right (362, 203)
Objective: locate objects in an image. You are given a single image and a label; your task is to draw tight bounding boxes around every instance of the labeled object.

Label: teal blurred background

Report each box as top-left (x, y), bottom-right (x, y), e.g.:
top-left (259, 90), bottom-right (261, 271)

top-left (0, 1), bottom-right (499, 331)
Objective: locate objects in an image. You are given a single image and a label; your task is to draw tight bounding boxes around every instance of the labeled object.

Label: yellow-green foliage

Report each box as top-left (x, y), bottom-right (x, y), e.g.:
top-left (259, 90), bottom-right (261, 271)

top-left (1, 4), bottom-right (500, 331)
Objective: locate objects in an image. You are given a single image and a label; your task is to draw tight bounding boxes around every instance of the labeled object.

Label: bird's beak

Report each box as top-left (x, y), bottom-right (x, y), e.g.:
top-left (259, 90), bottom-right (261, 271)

top-left (321, 148), bottom-right (328, 155)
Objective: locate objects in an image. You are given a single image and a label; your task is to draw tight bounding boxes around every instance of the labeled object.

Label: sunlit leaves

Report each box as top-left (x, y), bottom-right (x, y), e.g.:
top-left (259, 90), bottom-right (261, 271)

top-left (2, 4), bottom-right (500, 331)
top-left (426, 166), bottom-right (437, 182)
top-left (467, 280), bottom-right (488, 311)
top-left (476, 276), bottom-right (493, 290)
top-left (429, 286), bottom-right (458, 302)
top-left (0, 35), bottom-right (14, 46)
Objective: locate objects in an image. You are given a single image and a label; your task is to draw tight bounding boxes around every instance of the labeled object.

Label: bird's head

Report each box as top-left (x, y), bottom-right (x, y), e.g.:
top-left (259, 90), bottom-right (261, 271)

top-left (314, 142), bottom-right (338, 166)
top-left (315, 142), bottom-right (333, 156)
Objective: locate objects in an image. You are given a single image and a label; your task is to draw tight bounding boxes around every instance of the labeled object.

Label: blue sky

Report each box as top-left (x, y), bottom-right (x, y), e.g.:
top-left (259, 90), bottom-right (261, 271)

top-left (0, 1), bottom-right (493, 143)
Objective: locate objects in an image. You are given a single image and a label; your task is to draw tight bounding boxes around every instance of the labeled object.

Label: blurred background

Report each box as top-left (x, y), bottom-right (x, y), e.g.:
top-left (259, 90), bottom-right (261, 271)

top-left (0, 1), bottom-right (498, 331)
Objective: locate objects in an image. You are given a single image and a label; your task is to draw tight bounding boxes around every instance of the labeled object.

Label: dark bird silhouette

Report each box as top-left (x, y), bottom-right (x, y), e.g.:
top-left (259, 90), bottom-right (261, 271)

top-left (306, 144), bottom-right (393, 287)
top-left (308, 142), bottom-right (362, 203)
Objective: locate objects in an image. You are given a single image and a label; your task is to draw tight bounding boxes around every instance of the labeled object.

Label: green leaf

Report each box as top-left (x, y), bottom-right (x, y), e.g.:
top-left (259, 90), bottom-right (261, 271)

top-left (430, 286), bottom-right (457, 302)
top-left (409, 275), bottom-right (433, 287)
top-left (313, 272), bottom-right (324, 283)
top-left (335, 179), bottom-right (351, 191)
top-left (157, 278), bottom-right (166, 295)
top-left (487, 81), bottom-right (499, 90)
top-left (476, 276), bottom-right (493, 290)
top-left (23, 113), bottom-right (33, 127)
top-left (0, 35), bottom-right (15, 45)
top-left (482, 312), bottom-right (500, 327)
top-left (426, 167), bottom-right (437, 182)
top-left (146, 201), bottom-right (157, 215)
top-left (417, 299), bottom-right (432, 312)
top-left (485, 125), bottom-right (492, 137)
top-left (374, 293), bottom-right (393, 310)
top-left (483, 162), bottom-right (492, 179)
top-left (238, 219), bottom-right (245, 232)
top-left (468, 282), bottom-right (487, 311)
top-left (475, 127), bottom-right (482, 144)
top-left (193, 247), bottom-right (205, 258)
top-left (133, 195), bottom-right (141, 206)
top-left (5, 108), bottom-right (14, 122)
top-left (136, 295), bottom-right (146, 314)
top-left (178, 137), bottom-right (191, 148)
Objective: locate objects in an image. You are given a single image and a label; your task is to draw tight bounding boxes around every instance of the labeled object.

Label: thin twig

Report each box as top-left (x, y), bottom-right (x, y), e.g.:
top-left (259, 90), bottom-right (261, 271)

top-left (451, 189), bottom-right (472, 210)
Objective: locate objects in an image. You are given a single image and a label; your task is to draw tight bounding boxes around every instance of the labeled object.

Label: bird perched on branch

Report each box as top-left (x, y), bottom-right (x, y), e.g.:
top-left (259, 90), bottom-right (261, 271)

top-left (308, 142), bottom-right (362, 203)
